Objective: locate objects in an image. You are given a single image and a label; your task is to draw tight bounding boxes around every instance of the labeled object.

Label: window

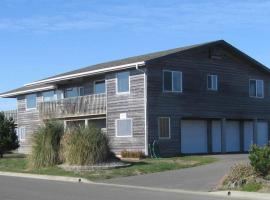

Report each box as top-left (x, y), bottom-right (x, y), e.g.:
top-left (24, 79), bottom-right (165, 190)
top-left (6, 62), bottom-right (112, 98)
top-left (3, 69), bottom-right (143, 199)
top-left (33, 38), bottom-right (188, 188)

top-left (158, 117), bottom-right (170, 139)
top-left (117, 71), bottom-right (129, 93)
top-left (207, 75), bottom-right (218, 91)
top-left (42, 90), bottom-right (55, 102)
top-left (116, 119), bottom-right (132, 137)
top-left (65, 87), bottom-right (78, 98)
top-left (250, 79), bottom-right (264, 98)
top-left (163, 70), bottom-right (182, 92)
top-left (26, 94), bottom-right (37, 109)
top-left (66, 120), bottom-right (85, 129)
top-left (16, 127), bottom-right (26, 141)
top-left (94, 80), bottom-right (105, 94)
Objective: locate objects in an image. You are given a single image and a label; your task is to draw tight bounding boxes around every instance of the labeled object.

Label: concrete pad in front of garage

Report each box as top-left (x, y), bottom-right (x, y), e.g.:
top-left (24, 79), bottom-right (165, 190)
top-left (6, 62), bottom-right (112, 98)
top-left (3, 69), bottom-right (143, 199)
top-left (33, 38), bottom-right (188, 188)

top-left (101, 154), bottom-right (248, 191)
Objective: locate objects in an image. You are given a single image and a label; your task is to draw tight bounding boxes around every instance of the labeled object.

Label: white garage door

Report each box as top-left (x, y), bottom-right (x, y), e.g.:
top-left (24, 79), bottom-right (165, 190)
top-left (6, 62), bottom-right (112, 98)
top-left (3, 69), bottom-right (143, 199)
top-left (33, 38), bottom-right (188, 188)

top-left (244, 121), bottom-right (253, 152)
top-left (257, 122), bottom-right (268, 147)
top-left (226, 121), bottom-right (240, 152)
top-left (212, 121), bottom-right (221, 153)
top-left (181, 120), bottom-right (208, 154)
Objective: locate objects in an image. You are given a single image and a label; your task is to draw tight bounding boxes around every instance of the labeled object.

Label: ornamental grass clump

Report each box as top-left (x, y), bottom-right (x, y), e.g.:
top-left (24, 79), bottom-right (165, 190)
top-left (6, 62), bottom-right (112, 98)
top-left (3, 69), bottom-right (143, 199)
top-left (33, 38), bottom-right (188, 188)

top-left (60, 125), bottom-right (111, 165)
top-left (29, 120), bottom-right (64, 169)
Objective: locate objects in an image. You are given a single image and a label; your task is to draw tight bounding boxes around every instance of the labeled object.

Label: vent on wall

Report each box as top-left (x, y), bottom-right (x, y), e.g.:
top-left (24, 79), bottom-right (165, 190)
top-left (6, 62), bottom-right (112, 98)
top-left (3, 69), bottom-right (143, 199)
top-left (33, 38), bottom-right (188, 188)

top-left (209, 47), bottom-right (223, 59)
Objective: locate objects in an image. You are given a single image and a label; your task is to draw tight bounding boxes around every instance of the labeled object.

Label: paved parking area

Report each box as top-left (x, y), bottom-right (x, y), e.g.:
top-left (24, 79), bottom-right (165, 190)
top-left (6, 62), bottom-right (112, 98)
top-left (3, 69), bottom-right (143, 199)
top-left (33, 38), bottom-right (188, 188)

top-left (102, 154), bottom-right (248, 191)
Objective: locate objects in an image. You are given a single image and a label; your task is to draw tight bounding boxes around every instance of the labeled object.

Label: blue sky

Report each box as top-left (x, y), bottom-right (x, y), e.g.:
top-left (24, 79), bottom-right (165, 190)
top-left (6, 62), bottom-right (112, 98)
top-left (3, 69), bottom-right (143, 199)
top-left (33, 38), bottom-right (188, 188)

top-left (0, 0), bottom-right (270, 110)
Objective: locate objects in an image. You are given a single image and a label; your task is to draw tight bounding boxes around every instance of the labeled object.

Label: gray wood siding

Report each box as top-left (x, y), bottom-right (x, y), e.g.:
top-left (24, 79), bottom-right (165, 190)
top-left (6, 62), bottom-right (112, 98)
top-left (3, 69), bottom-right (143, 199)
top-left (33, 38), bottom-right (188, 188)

top-left (106, 69), bottom-right (146, 154)
top-left (17, 94), bottom-right (43, 153)
top-left (146, 45), bottom-right (270, 156)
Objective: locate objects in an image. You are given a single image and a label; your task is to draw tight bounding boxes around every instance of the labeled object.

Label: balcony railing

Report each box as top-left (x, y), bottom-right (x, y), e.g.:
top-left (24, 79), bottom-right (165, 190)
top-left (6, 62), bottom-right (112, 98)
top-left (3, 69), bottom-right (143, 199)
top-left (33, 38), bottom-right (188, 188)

top-left (38, 93), bottom-right (106, 119)
top-left (3, 110), bottom-right (18, 124)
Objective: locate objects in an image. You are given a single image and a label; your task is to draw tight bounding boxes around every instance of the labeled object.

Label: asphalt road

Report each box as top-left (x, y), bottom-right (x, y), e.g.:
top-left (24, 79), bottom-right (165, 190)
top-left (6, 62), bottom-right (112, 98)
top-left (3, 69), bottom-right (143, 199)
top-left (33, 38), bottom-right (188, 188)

top-left (0, 176), bottom-right (239, 200)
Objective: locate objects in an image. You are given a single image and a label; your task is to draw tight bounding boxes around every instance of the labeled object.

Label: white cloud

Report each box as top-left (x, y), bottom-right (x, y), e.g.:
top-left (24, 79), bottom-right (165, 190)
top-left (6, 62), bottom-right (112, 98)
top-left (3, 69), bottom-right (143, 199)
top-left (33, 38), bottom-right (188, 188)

top-left (0, 0), bottom-right (269, 33)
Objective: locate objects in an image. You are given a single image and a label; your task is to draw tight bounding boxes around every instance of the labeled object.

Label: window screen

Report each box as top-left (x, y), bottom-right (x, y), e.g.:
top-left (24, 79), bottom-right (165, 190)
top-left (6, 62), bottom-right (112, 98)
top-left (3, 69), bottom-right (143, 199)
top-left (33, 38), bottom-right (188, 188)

top-left (26, 94), bottom-right (37, 109)
top-left (116, 119), bottom-right (132, 137)
top-left (117, 71), bottom-right (129, 93)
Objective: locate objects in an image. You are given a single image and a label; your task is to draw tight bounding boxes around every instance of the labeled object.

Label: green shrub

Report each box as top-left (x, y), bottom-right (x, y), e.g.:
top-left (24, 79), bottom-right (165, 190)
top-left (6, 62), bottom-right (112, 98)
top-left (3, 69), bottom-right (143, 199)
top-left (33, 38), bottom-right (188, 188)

top-left (249, 145), bottom-right (270, 176)
top-left (121, 150), bottom-right (145, 159)
top-left (29, 120), bottom-right (64, 168)
top-left (60, 125), bottom-right (111, 165)
top-left (0, 112), bottom-right (19, 157)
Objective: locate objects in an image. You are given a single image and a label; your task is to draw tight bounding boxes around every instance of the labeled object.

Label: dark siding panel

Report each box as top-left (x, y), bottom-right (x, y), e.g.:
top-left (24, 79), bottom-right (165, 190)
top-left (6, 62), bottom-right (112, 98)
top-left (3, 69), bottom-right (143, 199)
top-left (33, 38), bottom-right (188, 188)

top-left (147, 45), bottom-right (270, 156)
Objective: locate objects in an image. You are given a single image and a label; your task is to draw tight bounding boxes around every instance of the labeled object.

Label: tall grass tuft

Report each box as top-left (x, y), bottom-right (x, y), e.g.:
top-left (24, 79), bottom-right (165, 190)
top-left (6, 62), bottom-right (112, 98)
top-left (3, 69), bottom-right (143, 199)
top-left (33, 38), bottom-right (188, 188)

top-left (60, 125), bottom-right (110, 165)
top-left (28, 120), bottom-right (64, 169)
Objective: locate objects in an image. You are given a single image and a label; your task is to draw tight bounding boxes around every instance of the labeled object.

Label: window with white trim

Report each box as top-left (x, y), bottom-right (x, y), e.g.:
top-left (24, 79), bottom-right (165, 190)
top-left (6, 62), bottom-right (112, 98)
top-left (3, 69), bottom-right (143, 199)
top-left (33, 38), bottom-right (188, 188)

top-left (117, 71), bottom-right (130, 93)
top-left (16, 127), bottom-right (26, 141)
top-left (207, 75), bottom-right (218, 91)
top-left (94, 80), bottom-right (105, 94)
top-left (250, 79), bottom-right (264, 98)
top-left (116, 118), bottom-right (132, 137)
top-left (158, 117), bottom-right (170, 139)
top-left (26, 94), bottom-right (37, 109)
top-left (42, 90), bottom-right (56, 102)
top-left (163, 70), bottom-right (182, 92)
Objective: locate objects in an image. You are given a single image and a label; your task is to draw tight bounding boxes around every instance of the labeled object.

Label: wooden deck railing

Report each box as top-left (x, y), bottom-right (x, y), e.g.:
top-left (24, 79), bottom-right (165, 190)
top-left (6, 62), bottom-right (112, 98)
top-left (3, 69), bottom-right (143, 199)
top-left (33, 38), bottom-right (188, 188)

top-left (3, 110), bottom-right (18, 124)
top-left (38, 93), bottom-right (106, 119)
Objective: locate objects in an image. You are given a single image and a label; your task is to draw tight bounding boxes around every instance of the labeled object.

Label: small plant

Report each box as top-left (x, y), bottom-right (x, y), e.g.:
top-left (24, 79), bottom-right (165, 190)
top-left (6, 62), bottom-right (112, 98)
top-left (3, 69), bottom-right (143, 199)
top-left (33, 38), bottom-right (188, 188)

top-left (223, 163), bottom-right (255, 186)
top-left (29, 120), bottom-right (64, 168)
top-left (60, 125), bottom-right (111, 165)
top-left (121, 150), bottom-right (145, 159)
top-left (242, 182), bottom-right (262, 192)
top-left (0, 112), bottom-right (19, 158)
top-left (249, 145), bottom-right (270, 177)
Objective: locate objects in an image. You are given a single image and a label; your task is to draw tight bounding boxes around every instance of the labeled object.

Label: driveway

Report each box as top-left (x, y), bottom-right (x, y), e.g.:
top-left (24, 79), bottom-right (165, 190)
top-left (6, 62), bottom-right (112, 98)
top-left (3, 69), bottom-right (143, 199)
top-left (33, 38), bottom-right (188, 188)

top-left (102, 154), bottom-right (248, 191)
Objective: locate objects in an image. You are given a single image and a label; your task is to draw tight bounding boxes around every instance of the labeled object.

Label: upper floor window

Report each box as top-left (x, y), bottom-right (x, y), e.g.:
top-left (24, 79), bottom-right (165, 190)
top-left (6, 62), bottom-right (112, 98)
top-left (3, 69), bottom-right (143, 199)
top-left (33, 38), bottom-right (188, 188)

top-left (207, 75), bottom-right (218, 91)
top-left (116, 118), bottom-right (132, 137)
top-left (117, 71), bottom-right (130, 93)
top-left (163, 70), bottom-right (182, 92)
top-left (158, 117), bottom-right (170, 139)
top-left (26, 94), bottom-right (37, 109)
top-left (94, 80), bottom-right (105, 94)
top-left (250, 79), bottom-right (264, 98)
top-left (42, 90), bottom-right (56, 102)
top-left (65, 87), bottom-right (84, 98)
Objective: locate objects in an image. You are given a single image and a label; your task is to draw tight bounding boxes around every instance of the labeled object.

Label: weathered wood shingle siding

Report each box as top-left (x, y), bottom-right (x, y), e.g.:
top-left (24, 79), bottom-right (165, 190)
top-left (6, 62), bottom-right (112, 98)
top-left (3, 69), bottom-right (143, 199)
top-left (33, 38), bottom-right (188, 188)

top-left (146, 44), bottom-right (270, 156)
top-left (17, 94), bottom-right (42, 153)
top-left (106, 69), bottom-right (146, 154)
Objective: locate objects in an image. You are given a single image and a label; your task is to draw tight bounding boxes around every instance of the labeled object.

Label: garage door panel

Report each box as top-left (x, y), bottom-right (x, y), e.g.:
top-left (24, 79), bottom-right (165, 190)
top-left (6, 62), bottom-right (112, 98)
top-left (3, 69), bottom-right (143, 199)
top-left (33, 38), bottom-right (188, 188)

top-left (257, 122), bottom-right (268, 147)
top-left (212, 121), bottom-right (221, 153)
top-left (181, 120), bottom-right (207, 154)
top-left (226, 121), bottom-right (240, 152)
top-left (244, 121), bottom-right (253, 152)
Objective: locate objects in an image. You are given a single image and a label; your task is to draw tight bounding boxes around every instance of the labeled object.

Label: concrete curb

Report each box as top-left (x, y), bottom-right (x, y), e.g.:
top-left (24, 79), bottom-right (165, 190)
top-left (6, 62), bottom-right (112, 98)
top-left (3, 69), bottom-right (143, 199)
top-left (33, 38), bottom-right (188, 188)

top-left (210, 190), bottom-right (270, 200)
top-left (0, 171), bottom-right (92, 184)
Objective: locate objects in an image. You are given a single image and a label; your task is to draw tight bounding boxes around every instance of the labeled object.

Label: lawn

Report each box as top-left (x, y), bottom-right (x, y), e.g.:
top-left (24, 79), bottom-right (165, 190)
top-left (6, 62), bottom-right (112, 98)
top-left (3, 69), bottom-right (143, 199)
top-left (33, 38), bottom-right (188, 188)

top-left (0, 153), bottom-right (217, 181)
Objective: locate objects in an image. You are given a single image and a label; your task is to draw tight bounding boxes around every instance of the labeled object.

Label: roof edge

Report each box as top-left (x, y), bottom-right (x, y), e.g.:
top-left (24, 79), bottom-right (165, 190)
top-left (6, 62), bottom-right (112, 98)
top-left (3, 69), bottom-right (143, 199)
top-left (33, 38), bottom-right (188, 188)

top-left (24, 61), bottom-right (145, 87)
top-left (0, 85), bottom-right (56, 98)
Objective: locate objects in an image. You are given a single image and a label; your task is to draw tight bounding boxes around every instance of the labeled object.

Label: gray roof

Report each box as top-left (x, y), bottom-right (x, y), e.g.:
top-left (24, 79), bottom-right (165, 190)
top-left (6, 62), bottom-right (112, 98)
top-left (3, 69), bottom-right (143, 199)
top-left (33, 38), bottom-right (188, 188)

top-left (1, 40), bottom-right (269, 98)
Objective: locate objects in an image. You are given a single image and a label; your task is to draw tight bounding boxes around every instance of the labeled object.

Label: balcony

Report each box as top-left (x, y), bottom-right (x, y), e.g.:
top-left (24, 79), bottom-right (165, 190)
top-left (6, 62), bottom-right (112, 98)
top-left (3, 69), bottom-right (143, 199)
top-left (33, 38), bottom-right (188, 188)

top-left (38, 93), bottom-right (106, 119)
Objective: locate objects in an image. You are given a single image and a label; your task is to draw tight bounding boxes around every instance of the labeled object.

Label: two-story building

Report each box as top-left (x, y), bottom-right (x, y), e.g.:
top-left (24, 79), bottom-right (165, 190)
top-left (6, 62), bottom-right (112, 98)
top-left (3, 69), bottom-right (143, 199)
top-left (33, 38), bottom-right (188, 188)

top-left (1, 40), bottom-right (269, 156)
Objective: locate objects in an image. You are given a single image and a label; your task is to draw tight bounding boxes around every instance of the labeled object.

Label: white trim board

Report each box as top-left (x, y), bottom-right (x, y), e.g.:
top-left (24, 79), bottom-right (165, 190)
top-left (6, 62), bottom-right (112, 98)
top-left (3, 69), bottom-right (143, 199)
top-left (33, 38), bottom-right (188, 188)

top-left (25, 62), bottom-right (145, 87)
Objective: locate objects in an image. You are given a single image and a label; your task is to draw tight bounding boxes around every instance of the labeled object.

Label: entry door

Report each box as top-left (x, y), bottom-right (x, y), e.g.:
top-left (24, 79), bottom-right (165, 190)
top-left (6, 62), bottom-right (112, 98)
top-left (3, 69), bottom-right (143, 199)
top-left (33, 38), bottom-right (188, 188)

top-left (257, 122), bottom-right (268, 147)
top-left (181, 120), bottom-right (208, 154)
top-left (226, 121), bottom-right (240, 152)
